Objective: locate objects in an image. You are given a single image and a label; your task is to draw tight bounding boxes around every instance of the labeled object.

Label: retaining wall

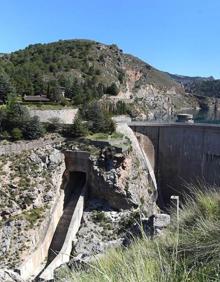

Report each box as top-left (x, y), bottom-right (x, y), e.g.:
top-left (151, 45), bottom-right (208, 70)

top-left (29, 108), bottom-right (78, 124)
top-left (64, 150), bottom-right (90, 173)
top-left (39, 184), bottom-right (87, 281)
top-left (18, 190), bottom-right (65, 280)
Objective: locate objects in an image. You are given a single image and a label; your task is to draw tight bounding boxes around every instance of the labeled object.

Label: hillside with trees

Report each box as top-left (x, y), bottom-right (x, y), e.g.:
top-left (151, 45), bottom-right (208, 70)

top-left (0, 39), bottom-right (182, 106)
top-left (169, 73), bottom-right (220, 98)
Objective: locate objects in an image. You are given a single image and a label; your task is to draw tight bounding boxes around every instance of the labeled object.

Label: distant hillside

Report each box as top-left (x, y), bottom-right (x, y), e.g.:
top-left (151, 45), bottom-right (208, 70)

top-left (168, 73), bottom-right (215, 84)
top-left (0, 39), bottom-right (197, 119)
top-left (169, 73), bottom-right (220, 98)
top-left (0, 40), bottom-right (179, 98)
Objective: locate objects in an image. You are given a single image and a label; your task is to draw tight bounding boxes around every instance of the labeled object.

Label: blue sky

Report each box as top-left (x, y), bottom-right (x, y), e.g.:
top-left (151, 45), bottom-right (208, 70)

top-left (1, 0), bottom-right (220, 78)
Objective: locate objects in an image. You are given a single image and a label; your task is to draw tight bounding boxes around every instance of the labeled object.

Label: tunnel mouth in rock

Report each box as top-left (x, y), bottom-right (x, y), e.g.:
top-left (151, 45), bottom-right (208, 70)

top-left (64, 171), bottom-right (86, 207)
top-left (44, 171), bottom-right (86, 269)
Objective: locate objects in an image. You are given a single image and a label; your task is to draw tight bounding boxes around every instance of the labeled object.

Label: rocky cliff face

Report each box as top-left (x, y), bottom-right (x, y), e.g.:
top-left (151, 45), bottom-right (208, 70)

top-left (54, 139), bottom-right (158, 277)
top-left (101, 53), bottom-right (198, 120)
top-left (0, 127), bottom-right (160, 280)
top-left (168, 73), bottom-right (220, 109)
top-left (0, 146), bottom-right (65, 271)
top-left (89, 149), bottom-right (156, 214)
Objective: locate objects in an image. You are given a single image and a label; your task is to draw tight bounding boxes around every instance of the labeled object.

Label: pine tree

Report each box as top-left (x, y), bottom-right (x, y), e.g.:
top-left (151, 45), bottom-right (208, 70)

top-left (71, 116), bottom-right (88, 137)
top-left (0, 70), bottom-right (15, 102)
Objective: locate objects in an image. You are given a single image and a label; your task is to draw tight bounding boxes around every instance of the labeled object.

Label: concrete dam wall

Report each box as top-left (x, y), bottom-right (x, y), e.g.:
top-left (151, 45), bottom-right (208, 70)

top-left (130, 122), bottom-right (220, 204)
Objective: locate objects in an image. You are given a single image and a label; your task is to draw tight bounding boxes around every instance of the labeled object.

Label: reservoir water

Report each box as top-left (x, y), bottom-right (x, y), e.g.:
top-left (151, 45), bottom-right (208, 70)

top-left (151, 109), bottom-right (220, 124)
top-left (186, 109), bottom-right (220, 124)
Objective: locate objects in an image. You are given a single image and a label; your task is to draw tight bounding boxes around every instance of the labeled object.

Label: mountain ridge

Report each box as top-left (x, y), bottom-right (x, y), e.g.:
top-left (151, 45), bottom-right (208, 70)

top-left (1, 39), bottom-right (217, 119)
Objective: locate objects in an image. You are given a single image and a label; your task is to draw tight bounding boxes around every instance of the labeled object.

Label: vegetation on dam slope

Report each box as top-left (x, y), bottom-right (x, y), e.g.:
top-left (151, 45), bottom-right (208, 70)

top-left (56, 186), bottom-right (220, 282)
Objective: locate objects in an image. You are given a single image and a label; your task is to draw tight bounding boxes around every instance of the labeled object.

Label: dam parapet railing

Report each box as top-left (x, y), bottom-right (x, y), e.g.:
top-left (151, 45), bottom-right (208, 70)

top-left (128, 121), bottom-right (220, 128)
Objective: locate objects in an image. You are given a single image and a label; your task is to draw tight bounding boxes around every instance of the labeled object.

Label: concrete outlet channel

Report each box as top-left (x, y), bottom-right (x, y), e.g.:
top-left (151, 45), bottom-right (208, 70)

top-left (44, 172), bottom-right (86, 267)
top-left (38, 172), bottom-right (86, 281)
top-left (17, 151), bottom-right (90, 281)
top-left (38, 151), bottom-right (90, 281)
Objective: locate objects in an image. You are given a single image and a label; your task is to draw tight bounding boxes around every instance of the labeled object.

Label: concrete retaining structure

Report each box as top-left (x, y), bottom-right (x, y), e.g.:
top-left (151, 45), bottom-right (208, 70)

top-left (130, 122), bottom-right (220, 204)
top-left (8, 148), bottom-right (89, 281)
top-left (38, 151), bottom-right (90, 280)
top-left (39, 183), bottom-right (87, 281)
top-left (29, 108), bottom-right (78, 124)
top-left (64, 150), bottom-right (90, 173)
top-left (18, 190), bottom-right (65, 280)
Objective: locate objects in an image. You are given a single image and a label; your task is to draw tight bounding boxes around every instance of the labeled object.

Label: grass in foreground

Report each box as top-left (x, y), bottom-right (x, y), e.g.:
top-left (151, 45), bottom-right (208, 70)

top-left (55, 187), bottom-right (220, 282)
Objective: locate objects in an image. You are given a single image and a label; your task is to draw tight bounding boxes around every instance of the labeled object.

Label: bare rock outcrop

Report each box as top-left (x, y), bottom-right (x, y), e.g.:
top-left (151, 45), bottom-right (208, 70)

top-left (101, 52), bottom-right (198, 120)
top-left (88, 124), bottom-right (157, 215)
top-left (0, 269), bottom-right (24, 282)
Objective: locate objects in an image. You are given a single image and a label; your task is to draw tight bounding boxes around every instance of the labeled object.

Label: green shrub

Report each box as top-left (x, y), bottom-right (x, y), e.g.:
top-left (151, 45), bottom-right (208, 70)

top-left (106, 83), bottom-right (119, 96)
top-left (46, 117), bottom-right (62, 132)
top-left (6, 102), bottom-right (30, 129)
top-left (11, 128), bottom-right (23, 140)
top-left (118, 70), bottom-right (125, 83)
top-left (82, 102), bottom-right (115, 134)
top-left (23, 207), bottom-right (44, 227)
top-left (22, 116), bottom-right (45, 140)
top-left (0, 99), bottom-right (46, 141)
top-left (71, 116), bottom-right (88, 137)
top-left (1, 130), bottom-right (10, 140)
top-left (92, 211), bottom-right (107, 222)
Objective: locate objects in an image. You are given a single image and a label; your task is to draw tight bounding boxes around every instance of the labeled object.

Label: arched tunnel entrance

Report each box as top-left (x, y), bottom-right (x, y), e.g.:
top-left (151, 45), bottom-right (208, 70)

top-left (45, 171), bottom-right (86, 266)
